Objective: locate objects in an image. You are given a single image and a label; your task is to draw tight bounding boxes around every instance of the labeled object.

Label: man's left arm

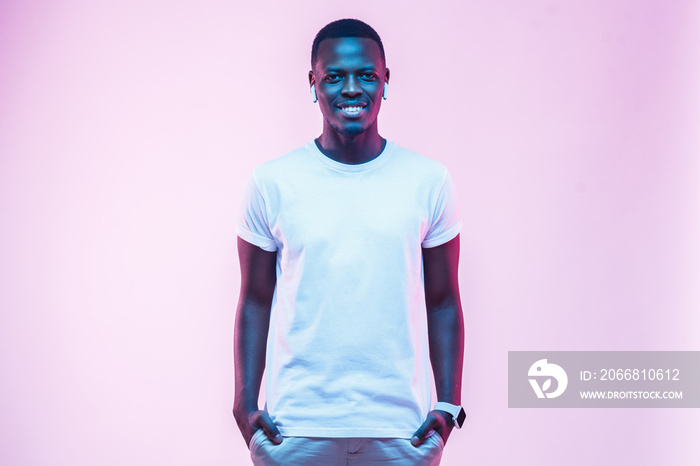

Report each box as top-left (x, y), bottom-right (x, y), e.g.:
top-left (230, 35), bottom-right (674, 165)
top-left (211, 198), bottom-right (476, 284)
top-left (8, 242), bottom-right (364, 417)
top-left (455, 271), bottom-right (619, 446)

top-left (411, 234), bottom-right (464, 447)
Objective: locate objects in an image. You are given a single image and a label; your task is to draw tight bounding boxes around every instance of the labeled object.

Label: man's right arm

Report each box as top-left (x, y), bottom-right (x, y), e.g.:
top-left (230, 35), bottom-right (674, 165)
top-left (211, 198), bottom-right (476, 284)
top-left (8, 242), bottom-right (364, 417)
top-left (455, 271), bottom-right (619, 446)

top-left (233, 236), bottom-right (283, 447)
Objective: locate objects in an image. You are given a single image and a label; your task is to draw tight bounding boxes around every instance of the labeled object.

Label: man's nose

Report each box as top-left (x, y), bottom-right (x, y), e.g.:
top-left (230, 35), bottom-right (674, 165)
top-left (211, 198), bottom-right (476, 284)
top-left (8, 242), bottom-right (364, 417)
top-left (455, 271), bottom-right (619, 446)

top-left (341, 75), bottom-right (363, 97)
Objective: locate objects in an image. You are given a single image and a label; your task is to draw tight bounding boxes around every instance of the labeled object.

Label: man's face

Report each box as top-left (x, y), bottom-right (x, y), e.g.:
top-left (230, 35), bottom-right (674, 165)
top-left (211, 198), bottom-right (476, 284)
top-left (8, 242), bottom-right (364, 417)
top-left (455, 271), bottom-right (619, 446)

top-left (310, 37), bottom-right (389, 137)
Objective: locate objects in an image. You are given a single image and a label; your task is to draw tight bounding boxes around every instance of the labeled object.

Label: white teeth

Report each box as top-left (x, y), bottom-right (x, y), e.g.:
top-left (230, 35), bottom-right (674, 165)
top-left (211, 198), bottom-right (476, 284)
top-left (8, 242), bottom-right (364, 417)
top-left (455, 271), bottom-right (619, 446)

top-left (342, 106), bottom-right (362, 113)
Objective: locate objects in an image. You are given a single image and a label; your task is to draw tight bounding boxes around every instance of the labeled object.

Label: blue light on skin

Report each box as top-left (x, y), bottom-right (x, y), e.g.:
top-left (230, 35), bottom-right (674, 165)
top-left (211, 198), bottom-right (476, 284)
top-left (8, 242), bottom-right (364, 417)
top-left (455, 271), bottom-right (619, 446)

top-left (309, 37), bottom-right (390, 165)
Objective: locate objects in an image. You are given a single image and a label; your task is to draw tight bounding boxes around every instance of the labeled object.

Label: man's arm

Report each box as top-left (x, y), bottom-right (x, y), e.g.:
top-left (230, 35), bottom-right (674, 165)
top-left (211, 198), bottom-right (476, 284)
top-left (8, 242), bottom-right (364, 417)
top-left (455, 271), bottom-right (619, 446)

top-left (411, 234), bottom-right (464, 446)
top-left (233, 237), bottom-right (283, 447)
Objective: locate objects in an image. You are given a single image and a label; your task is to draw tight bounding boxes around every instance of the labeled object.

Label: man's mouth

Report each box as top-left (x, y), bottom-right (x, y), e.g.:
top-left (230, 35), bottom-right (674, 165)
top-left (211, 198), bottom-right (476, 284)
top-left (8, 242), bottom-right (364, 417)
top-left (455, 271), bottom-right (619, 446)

top-left (338, 104), bottom-right (367, 117)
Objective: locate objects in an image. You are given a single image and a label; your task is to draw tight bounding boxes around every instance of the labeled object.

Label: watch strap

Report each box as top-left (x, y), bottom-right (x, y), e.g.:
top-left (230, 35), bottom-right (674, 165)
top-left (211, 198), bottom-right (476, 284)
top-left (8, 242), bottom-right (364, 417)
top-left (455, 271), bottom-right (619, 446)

top-left (434, 401), bottom-right (466, 428)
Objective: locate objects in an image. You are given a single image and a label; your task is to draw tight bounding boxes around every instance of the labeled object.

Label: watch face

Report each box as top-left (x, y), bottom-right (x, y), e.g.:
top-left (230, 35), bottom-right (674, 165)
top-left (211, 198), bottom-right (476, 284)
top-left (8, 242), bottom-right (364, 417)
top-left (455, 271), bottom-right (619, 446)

top-left (455, 407), bottom-right (466, 428)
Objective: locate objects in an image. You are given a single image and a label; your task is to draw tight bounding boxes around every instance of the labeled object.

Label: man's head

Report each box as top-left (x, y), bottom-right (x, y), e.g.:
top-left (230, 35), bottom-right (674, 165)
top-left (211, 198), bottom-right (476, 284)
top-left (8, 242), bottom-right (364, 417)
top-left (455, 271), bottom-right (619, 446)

top-left (309, 19), bottom-right (389, 138)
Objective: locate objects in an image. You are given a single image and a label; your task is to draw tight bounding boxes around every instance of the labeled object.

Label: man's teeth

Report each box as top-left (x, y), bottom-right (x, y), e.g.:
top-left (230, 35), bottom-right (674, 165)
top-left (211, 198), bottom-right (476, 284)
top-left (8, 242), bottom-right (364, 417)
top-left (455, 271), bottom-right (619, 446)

top-left (342, 106), bottom-right (362, 113)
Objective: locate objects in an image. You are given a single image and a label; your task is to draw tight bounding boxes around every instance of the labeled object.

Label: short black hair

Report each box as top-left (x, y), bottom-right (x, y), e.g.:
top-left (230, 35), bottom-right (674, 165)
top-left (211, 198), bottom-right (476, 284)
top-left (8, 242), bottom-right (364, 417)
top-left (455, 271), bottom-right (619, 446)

top-left (311, 19), bottom-right (385, 68)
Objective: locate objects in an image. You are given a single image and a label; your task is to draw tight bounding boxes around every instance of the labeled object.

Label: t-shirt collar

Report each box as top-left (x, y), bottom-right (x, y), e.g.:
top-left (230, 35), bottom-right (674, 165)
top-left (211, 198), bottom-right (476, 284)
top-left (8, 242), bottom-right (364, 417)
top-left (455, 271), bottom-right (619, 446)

top-left (306, 139), bottom-right (396, 173)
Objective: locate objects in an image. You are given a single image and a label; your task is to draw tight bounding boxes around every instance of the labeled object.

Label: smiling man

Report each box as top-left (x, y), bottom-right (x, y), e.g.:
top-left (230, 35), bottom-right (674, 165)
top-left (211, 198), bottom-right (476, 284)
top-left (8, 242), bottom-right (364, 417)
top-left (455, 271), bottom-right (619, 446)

top-left (234, 19), bottom-right (465, 465)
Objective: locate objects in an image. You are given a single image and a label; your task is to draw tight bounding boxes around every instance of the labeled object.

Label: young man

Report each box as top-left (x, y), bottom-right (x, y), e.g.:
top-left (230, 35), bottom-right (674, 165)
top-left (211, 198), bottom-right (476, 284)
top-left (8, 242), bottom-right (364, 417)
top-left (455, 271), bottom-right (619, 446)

top-left (234, 19), bottom-right (465, 465)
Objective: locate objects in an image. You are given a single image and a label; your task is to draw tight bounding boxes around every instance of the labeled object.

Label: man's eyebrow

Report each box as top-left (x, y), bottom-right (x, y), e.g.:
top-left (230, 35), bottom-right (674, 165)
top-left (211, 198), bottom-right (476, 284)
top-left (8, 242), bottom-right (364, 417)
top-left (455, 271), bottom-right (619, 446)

top-left (324, 66), bottom-right (378, 72)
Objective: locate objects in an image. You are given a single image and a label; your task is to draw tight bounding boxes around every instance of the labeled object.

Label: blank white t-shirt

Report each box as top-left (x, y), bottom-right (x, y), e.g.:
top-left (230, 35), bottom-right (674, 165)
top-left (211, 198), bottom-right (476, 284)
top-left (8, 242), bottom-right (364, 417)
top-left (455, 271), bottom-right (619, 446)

top-left (237, 140), bottom-right (461, 438)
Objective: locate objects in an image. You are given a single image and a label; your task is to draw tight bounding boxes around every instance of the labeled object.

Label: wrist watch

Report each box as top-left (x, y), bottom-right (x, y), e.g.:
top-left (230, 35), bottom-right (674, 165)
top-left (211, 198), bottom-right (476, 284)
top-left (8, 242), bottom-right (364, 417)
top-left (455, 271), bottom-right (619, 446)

top-left (434, 402), bottom-right (466, 428)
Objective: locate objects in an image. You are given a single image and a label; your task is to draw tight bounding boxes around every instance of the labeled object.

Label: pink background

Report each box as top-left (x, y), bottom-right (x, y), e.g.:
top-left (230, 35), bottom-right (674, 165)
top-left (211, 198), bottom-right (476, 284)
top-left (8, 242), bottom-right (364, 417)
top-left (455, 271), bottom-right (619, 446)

top-left (1, 1), bottom-right (698, 465)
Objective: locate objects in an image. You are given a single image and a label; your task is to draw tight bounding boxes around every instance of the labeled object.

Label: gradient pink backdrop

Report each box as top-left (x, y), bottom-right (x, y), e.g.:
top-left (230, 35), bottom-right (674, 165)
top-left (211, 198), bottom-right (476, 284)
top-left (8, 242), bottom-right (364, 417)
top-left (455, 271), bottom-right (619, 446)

top-left (1, 1), bottom-right (698, 465)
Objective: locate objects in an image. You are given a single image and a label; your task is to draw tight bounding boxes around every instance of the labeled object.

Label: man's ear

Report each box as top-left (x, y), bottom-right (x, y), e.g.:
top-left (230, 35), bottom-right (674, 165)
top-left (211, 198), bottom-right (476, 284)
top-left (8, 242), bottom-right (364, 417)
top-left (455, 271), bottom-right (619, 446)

top-left (308, 70), bottom-right (315, 87)
top-left (384, 68), bottom-right (390, 85)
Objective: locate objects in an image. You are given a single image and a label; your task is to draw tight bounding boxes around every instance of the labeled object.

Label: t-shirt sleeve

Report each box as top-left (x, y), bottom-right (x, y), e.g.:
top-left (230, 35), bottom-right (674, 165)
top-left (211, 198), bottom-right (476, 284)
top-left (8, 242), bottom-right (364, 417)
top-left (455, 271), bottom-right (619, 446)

top-left (421, 169), bottom-right (462, 248)
top-left (236, 173), bottom-right (278, 252)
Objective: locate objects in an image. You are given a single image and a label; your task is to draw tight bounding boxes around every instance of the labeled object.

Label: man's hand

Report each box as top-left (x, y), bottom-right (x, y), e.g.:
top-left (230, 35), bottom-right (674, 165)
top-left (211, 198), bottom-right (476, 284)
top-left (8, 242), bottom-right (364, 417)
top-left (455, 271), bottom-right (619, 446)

top-left (411, 410), bottom-right (454, 447)
top-left (233, 407), bottom-right (283, 448)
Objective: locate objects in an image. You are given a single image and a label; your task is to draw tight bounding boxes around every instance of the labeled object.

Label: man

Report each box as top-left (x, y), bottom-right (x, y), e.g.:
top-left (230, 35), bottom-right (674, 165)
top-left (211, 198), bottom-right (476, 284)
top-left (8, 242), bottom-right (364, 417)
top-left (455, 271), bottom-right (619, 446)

top-left (234, 19), bottom-right (465, 465)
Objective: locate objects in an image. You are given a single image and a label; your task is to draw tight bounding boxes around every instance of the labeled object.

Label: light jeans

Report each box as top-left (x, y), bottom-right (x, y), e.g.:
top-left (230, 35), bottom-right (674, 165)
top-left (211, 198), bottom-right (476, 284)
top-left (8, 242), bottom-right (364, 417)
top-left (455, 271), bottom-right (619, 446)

top-left (249, 430), bottom-right (445, 466)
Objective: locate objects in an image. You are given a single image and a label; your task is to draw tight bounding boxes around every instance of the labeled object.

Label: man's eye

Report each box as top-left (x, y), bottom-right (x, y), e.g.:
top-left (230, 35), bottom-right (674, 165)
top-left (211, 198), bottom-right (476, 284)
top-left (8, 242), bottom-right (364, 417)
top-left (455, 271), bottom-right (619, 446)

top-left (325, 75), bottom-right (341, 83)
top-left (360, 73), bottom-right (377, 81)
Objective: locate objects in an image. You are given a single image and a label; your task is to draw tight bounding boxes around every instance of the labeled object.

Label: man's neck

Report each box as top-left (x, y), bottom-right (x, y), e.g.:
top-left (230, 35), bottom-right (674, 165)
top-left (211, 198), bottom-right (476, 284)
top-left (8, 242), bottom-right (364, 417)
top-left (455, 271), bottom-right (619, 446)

top-left (315, 126), bottom-right (386, 165)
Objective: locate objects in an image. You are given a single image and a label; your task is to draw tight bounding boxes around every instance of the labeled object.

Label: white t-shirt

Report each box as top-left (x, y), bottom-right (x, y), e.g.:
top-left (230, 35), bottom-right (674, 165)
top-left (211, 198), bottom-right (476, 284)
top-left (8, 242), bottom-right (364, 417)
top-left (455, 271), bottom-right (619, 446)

top-left (237, 140), bottom-right (462, 438)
